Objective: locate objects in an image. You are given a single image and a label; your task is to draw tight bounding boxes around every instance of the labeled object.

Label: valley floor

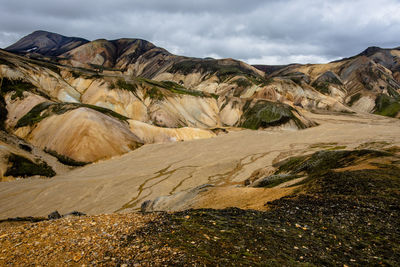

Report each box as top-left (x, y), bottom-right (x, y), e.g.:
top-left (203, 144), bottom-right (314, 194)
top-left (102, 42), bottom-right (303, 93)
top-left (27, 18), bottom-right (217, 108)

top-left (0, 112), bottom-right (400, 218)
top-left (1, 144), bottom-right (399, 265)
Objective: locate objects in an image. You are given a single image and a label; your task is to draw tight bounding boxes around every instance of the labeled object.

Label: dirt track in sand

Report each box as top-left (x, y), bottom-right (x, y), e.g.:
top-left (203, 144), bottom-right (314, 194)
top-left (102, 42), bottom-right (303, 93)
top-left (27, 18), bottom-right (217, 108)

top-left (0, 111), bottom-right (399, 218)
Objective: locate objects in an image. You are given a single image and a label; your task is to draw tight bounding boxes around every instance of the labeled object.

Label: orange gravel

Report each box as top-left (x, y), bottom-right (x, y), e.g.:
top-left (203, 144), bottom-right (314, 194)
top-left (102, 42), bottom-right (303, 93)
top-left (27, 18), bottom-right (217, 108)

top-left (0, 213), bottom-right (177, 266)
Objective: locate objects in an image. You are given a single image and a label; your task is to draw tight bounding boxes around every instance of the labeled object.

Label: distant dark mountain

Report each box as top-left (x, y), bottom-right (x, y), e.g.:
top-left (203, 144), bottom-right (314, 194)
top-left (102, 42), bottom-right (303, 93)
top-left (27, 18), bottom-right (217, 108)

top-left (5, 30), bottom-right (89, 56)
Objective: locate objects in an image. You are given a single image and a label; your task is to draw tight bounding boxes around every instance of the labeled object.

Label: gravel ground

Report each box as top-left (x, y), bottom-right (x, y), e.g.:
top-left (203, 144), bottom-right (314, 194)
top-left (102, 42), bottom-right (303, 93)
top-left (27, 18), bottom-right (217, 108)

top-left (1, 149), bottom-right (399, 266)
top-left (0, 213), bottom-right (175, 266)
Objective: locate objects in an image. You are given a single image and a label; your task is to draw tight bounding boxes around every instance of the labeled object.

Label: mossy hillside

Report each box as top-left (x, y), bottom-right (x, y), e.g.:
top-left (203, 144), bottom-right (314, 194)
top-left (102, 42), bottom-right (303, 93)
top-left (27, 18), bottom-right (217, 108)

top-left (233, 78), bottom-right (253, 88)
top-left (239, 100), bottom-right (307, 130)
top-left (281, 72), bottom-right (311, 85)
top-left (27, 57), bottom-right (62, 75)
top-left (308, 142), bottom-right (347, 151)
top-left (231, 76), bottom-right (273, 89)
top-left (5, 153), bottom-right (55, 178)
top-left (347, 93), bottom-right (361, 106)
top-left (253, 149), bottom-right (392, 189)
top-left (70, 68), bottom-right (103, 79)
top-left (274, 149), bottom-right (391, 176)
top-left (109, 77), bottom-right (218, 100)
top-left (169, 59), bottom-right (263, 83)
top-left (374, 93), bottom-right (400, 117)
top-left (129, 149), bottom-right (400, 265)
top-left (145, 87), bottom-right (164, 101)
top-left (138, 78), bottom-right (218, 99)
top-left (311, 81), bottom-right (330, 95)
top-left (0, 77), bottom-right (36, 100)
top-left (44, 148), bottom-right (89, 167)
top-left (16, 102), bottom-right (129, 128)
top-left (113, 79), bottom-right (138, 93)
top-left (252, 174), bottom-right (302, 188)
top-left (387, 85), bottom-right (400, 98)
top-left (311, 71), bottom-right (343, 95)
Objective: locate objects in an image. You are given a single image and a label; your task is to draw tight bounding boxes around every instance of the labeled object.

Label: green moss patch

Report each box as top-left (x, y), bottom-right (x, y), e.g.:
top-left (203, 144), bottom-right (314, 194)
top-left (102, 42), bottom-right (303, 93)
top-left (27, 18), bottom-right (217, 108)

top-left (138, 77), bottom-right (218, 98)
top-left (374, 94), bottom-right (400, 117)
top-left (44, 148), bottom-right (89, 167)
top-left (5, 153), bottom-right (55, 178)
top-left (274, 149), bottom-right (391, 176)
top-left (109, 77), bottom-right (218, 99)
top-left (239, 100), bottom-right (306, 130)
top-left (252, 174), bottom-right (302, 188)
top-left (114, 79), bottom-right (138, 93)
top-left (311, 71), bottom-right (343, 95)
top-left (0, 77), bottom-right (36, 100)
top-left (168, 59), bottom-right (263, 83)
top-left (348, 93), bottom-right (361, 106)
top-left (233, 78), bottom-right (253, 88)
top-left (15, 102), bottom-right (53, 127)
top-left (145, 87), bottom-right (164, 101)
top-left (16, 102), bottom-right (129, 128)
top-left (312, 81), bottom-right (330, 95)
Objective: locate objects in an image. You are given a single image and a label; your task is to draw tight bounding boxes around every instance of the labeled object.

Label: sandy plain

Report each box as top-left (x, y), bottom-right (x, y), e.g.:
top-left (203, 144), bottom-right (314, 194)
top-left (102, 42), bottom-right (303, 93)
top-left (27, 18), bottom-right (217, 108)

top-left (0, 111), bottom-right (399, 218)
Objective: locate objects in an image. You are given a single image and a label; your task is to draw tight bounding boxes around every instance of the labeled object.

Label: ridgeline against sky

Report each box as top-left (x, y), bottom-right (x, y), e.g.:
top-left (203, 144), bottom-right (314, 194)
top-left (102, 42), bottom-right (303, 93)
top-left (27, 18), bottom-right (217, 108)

top-left (1, 0), bottom-right (400, 64)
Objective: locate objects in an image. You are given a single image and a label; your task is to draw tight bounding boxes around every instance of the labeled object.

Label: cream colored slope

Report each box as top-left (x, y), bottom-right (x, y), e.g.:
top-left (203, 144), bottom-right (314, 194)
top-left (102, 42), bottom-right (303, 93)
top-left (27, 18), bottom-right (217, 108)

top-left (0, 131), bottom-right (71, 180)
top-left (4, 91), bottom-right (47, 128)
top-left (128, 120), bottom-right (215, 143)
top-left (149, 96), bottom-right (220, 128)
top-left (80, 80), bottom-right (150, 122)
top-left (252, 79), bottom-right (350, 112)
top-left (60, 39), bottom-right (117, 68)
top-left (0, 112), bottom-right (399, 218)
top-left (78, 78), bottom-right (221, 128)
top-left (0, 54), bottom-right (81, 103)
top-left (15, 108), bottom-right (142, 162)
top-left (293, 62), bottom-right (344, 80)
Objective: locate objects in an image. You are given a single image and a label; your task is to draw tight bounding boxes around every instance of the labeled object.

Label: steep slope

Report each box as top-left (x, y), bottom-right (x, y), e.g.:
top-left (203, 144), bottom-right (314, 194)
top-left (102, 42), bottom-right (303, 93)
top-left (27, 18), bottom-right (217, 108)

top-left (0, 130), bottom-right (71, 181)
top-left (255, 46), bottom-right (400, 117)
top-left (59, 38), bottom-right (162, 72)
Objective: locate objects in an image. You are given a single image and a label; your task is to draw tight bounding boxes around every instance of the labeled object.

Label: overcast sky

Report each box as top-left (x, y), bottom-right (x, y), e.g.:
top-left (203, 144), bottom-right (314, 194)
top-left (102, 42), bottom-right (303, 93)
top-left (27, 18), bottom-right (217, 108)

top-left (1, 0), bottom-right (400, 65)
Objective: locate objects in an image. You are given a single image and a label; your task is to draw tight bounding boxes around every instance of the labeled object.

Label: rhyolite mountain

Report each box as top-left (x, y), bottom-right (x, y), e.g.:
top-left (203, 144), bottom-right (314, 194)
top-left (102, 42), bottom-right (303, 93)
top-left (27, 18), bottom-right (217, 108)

top-left (0, 30), bottom-right (399, 179)
top-left (1, 31), bottom-right (400, 266)
top-left (254, 45), bottom-right (400, 116)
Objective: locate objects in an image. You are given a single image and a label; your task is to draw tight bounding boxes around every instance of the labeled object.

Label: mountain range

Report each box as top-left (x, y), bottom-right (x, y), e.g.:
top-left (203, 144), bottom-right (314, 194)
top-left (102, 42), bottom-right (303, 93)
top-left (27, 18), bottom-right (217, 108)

top-left (1, 31), bottom-right (399, 169)
top-left (1, 30), bottom-right (400, 265)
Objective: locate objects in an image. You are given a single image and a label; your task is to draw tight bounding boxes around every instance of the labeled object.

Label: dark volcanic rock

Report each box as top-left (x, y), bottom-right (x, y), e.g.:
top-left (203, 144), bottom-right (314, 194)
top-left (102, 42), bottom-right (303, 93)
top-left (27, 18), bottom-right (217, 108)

top-left (47, 211), bottom-right (62, 220)
top-left (6, 30), bottom-right (89, 56)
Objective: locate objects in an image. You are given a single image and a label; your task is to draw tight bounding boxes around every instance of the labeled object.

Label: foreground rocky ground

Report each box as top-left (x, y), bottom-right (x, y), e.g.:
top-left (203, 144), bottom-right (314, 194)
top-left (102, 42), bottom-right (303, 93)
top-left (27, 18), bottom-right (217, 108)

top-left (1, 148), bottom-right (399, 265)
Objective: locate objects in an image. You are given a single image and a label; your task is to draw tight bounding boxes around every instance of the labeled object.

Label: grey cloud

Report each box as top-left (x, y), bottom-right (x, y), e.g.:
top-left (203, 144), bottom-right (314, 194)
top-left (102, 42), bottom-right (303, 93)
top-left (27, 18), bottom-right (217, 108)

top-left (1, 0), bottom-right (400, 64)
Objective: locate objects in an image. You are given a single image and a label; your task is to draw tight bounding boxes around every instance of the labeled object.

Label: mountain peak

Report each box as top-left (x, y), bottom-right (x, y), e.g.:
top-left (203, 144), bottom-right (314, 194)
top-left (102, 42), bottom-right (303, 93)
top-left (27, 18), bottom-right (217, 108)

top-left (6, 30), bottom-right (89, 56)
top-left (358, 46), bottom-right (383, 57)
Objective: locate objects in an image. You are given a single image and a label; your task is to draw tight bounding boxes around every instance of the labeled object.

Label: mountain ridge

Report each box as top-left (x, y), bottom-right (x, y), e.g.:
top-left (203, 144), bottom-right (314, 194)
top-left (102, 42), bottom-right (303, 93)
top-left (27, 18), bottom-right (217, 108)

top-left (6, 30), bottom-right (89, 56)
top-left (0, 30), bottom-right (399, 177)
